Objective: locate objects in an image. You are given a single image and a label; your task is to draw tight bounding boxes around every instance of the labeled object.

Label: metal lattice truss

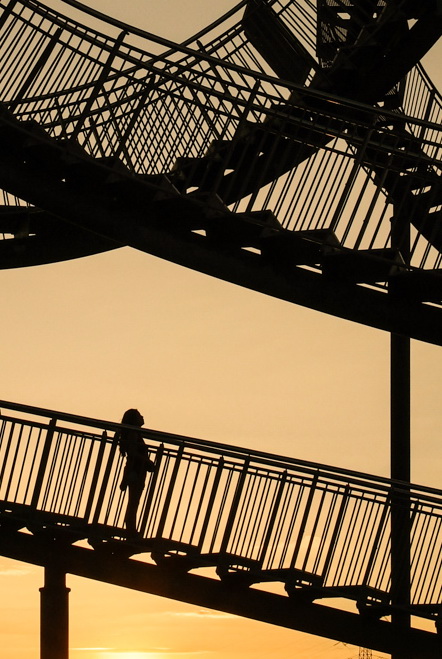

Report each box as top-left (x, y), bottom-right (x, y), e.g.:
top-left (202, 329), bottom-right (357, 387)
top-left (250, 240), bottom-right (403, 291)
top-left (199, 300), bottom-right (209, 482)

top-left (0, 1), bottom-right (441, 342)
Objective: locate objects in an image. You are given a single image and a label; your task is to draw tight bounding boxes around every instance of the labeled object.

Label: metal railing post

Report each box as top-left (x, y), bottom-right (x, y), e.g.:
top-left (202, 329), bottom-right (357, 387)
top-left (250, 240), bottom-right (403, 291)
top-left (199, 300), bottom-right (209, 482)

top-left (196, 456), bottom-right (225, 552)
top-left (218, 458), bottom-right (250, 556)
top-left (320, 484), bottom-right (350, 582)
top-left (257, 469), bottom-right (287, 568)
top-left (83, 431), bottom-right (108, 523)
top-left (290, 471), bottom-right (319, 569)
top-left (155, 444), bottom-right (184, 540)
top-left (70, 30), bottom-right (127, 141)
top-left (9, 27), bottom-right (63, 113)
top-left (139, 443), bottom-right (164, 536)
top-left (0, 420), bottom-right (15, 491)
top-left (112, 75), bottom-right (157, 163)
top-left (0, 0), bottom-right (18, 34)
top-left (91, 432), bottom-right (116, 525)
top-left (31, 418), bottom-right (56, 511)
top-left (361, 497), bottom-right (391, 587)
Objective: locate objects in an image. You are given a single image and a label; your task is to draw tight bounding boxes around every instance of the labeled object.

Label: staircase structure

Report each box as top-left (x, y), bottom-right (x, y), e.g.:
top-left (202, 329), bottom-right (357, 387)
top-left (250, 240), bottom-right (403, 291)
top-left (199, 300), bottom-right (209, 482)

top-left (0, 0), bottom-right (441, 342)
top-left (0, 399), bottom-right (442, 658)
top-left (0, 0), bottom-right (441, 657)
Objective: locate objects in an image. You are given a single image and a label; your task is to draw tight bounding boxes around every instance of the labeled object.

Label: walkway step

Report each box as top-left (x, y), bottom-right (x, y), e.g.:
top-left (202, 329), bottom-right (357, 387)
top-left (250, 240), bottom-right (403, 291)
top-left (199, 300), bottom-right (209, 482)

top-left (390, 269), bottom-right (442, 303)
top-left (323, 248), bottom-right (404, 283)
top-left (242, 0), bottom-right (316, 85)
top-left (104, 173), bottom-right (180, 209)
top-left (262, 228), bottom-right (340, 267)
top-left (172, 155), bottom-right (224, 190)
top-left (204, 209), bottom-right (281, 248)
top-left (63, 155), bottom-right (132, 189)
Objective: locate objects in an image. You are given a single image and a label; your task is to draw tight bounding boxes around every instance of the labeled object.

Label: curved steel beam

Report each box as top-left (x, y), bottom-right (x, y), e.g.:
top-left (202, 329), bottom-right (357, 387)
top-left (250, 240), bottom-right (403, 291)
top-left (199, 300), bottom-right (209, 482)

top-left (0, 530), bottom-right (439, 658)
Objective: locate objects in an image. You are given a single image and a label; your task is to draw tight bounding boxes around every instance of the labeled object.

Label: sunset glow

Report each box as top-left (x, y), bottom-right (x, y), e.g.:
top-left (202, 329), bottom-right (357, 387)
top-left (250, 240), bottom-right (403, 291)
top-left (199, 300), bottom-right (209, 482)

top-left (98, 653), bottom-right (162, 659)
top-left (0, 2), bottom-right (441, 659)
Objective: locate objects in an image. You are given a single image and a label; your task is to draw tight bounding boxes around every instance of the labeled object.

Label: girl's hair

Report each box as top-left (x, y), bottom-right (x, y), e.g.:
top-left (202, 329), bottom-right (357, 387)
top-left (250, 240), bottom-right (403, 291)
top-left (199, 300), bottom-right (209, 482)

top-left (121, 408), bottom-right (143, 425)
top-left (117, 409), bottom-right (143, 456)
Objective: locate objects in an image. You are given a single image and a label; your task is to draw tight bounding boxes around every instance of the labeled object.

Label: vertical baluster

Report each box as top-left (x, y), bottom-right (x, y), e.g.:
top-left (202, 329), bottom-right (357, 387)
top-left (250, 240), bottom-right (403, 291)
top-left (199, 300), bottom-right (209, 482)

top-left (112, 75), bottom-right (157, 163)
top-left (70, 30), bottom-right (127, 141)
top-left (83, 431), bottom-right (108, 523)
top-left (13, 423), bottom-right (33, 503)
top-left (289, 471), bottom-right (319, 569)
top-left (218, 458), bottom-right (250, 557)
top-left (91, 432), bottom-right (117, 525)
top-left (186, 459), bottom-right (213, 547)
top-left (196, 456), bottom-right (224, 553)
top-left (0, 420), bottom-right (15, 493)
top-left (300, 487), bottom-right (328, 574)
top-left (409, 501), bottom-right (428, 603)
top-left (167, 456), bottom-right (192, 540)
top-left (9, 27), bottom-right (63, 113)
top-left (73, 435), bottom-right (94, 518)
top-left (155, 444), bottom-right (184, 540)
top-left (257, 470), bottom-right (287, 569)
top-left (362, 494), bottom-right (390, 586)
top-left (41, 430), bottom-right (63, 512)
top-left (0, 1), bottom-right (18, 35)
top-left (30, 418), bottom-right (56, 511)
top-left (3, 423), bottom-right (24, 502)
top-left (139, 444), bottom-right (164, 537)
top-left (22, 426), bottom-right (43, 504)
top-left (176, 459), bottom-right (203, 545)
top-left (320, 484), bottom-right (350, 582)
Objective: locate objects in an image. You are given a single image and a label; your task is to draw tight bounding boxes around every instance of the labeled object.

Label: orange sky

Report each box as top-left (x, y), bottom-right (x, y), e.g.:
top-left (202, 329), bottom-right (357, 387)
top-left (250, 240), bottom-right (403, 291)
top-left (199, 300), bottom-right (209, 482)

top-left (0, 2), bottom-right (441, 658)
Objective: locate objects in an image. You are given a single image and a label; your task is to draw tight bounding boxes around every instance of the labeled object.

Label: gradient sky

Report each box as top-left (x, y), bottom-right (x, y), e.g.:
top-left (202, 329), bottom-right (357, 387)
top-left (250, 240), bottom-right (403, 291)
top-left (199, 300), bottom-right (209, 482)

top-left (1, 1), bottom-right (441, 658)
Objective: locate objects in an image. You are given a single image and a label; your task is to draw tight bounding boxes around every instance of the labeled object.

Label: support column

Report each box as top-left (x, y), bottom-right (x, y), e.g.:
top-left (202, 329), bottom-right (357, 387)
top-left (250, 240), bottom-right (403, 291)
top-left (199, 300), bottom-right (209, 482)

top-left (391, 333), bottom-right (410, 482)
top-left (390, 332), bottom-right (411, 659)
top-left (390, 206), bottom-right (411, 658)
top-left (40, 566), bottom-right (70, 659)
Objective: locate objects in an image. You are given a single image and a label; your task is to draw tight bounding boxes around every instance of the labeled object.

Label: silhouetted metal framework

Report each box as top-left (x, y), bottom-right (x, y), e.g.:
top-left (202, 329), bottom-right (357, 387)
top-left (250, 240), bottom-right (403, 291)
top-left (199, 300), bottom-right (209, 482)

top-left (0, 0), bottom-right (440, 342)
top-left (0, 399), bottom-right (441, 657)
top-left (0, 2), bottom-right (441, 656)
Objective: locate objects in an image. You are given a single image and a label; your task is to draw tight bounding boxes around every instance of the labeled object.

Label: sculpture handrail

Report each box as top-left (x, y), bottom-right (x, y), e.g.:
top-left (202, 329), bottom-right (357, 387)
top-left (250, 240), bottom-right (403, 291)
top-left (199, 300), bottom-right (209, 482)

top-left (0, 397), bottom-right (430, 492)
top-left (0, 0), bottom-right (440, 280)
top-left (0, 0), bottom-right (441, 337)
top-left (0, 399), bottom-right (441, 619)
top-left (0, 0), bottom-right (441, 268)
top-left (1, 69), bottom-right (440, 276)
top-left (1, 1), bottom-right (440, 125)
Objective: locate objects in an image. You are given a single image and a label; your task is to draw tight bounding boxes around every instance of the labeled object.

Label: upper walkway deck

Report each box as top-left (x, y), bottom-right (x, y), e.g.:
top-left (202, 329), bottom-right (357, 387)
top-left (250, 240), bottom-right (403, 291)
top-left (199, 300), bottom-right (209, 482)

top-left (0, 0), bottom-right (441, 343)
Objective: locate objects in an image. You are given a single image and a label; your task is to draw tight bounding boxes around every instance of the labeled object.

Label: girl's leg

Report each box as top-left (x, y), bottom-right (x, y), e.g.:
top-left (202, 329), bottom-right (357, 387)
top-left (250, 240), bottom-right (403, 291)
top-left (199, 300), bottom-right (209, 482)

top-left (125, 484), bottom-right (142, 534)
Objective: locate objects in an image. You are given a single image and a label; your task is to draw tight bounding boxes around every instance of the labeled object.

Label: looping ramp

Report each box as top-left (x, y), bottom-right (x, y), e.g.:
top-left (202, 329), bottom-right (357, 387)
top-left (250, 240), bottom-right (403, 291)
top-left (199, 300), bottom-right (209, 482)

top-left (0, 0), bottom-right (441, 341)
top-left (0, 1), bottom-right (442, 656)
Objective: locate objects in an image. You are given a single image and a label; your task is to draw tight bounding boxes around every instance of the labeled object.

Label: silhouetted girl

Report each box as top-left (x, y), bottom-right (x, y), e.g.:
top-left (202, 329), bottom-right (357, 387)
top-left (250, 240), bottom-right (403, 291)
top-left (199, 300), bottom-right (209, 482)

top-left (117, 408), bottom-right (155, 535)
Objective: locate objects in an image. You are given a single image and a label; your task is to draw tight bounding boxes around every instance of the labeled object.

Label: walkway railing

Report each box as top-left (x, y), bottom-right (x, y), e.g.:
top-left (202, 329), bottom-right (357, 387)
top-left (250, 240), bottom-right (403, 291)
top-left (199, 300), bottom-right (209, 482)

top-left (0, 1), bottom-right (440, 275)
top-left (0, 399), bottom-right (441, 626)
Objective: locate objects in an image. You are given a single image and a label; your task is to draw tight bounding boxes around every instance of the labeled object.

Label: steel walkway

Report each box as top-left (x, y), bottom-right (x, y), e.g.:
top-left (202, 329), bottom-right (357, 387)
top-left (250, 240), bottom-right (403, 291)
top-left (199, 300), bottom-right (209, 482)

top-left (0, 1), bottom-right (441, 657)
top-left (0, 399), bottom-right (441, 657)
top-left (0, 0), bottom-right (441, 342)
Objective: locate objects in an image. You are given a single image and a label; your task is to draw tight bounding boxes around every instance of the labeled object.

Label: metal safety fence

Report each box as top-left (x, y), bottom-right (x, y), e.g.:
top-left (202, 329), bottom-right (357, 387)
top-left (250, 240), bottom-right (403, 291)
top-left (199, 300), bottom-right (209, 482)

top-left (0, 0), bottom-right (441, 282)
top-left (0, 399), bottom-right (441, 620)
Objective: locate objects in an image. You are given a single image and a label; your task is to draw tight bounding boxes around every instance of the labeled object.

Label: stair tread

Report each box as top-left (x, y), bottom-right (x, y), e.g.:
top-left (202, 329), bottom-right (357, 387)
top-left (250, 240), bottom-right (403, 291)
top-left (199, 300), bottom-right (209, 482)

top-left (323, 247), bottom-right (404, 283)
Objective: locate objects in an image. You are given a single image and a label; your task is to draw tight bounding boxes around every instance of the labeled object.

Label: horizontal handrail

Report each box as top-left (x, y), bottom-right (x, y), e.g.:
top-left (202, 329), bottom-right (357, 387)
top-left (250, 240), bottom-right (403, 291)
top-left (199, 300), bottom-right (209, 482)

top-left (1, 0), bottom-right (438, 128)
top-left (0, 398), bottom-right (441, 501)
top-left (1, 399), bottom-right (442, 617)
top-left (0, 0), bottom-right (439, 278)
